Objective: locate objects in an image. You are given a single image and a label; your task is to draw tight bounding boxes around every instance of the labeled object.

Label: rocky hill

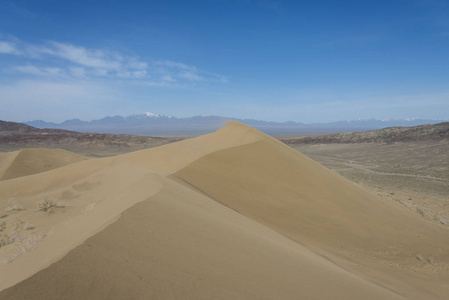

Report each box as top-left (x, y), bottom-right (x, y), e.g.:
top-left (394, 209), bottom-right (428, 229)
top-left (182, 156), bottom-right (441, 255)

top-left (281, 122), bottom-right (449, 144)
top-left (0, 120), bottom-right (182, 153)
top-left (0, 120), bottom-right (40, 134)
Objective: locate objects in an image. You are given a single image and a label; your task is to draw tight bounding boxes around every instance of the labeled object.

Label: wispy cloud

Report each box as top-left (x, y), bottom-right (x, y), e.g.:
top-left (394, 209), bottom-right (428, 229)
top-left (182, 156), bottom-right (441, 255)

top-left (45, 42), bottom-right (125, 70)
top-left (155, 60), bottom-right (191, 69)
top-left (0, 41), bottom-right (20, 55)
top-left (14, 65), bottom-right (64, 77)
top-left (179, 70), bottom-right (203, 81)
top-left (154, 60), bottom-right (228, 83)
top-left (0, 38), bottom-right (228, 85)
top-left (0, 37), bottom-right (229, 122)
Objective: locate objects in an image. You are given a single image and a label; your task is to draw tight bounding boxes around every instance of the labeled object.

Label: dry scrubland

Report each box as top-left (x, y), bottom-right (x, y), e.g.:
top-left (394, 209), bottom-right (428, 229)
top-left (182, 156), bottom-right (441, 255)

top-left (0, 122), bottom-right (448, 299)
top-left (282, 126), bottom-right (449, 227)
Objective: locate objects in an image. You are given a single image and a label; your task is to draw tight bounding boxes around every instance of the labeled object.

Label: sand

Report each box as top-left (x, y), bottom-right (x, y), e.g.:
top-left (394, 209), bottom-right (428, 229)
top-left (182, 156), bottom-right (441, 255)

top-left (0, 148), bottom-right (86, 181)
top-left (0, 121), bottom-right (448, 299)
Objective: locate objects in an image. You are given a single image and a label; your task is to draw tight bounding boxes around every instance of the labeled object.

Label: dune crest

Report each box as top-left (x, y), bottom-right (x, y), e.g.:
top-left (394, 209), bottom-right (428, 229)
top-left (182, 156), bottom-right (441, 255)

top-left (1, 121), bottom-right (448, 299)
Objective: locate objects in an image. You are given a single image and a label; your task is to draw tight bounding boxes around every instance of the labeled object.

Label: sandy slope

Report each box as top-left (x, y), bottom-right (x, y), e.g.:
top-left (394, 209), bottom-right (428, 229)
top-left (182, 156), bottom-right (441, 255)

top-left (0, 121), bottom-right (448, 299)
top-left (0, 151), bottom-right (20, 180)
top-left (0, 178), bottom-right (404, 300)
top-left (0, 148), bottom-right (86, 181)
top-left (0, 123), bottom-right (266, 291)
top-left (176, 129), bottom-right (449, 299)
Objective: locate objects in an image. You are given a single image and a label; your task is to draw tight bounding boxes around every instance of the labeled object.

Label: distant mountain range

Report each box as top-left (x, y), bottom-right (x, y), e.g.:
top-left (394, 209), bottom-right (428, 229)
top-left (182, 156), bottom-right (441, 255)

top-left (25, 113), bottom-right (448, 136)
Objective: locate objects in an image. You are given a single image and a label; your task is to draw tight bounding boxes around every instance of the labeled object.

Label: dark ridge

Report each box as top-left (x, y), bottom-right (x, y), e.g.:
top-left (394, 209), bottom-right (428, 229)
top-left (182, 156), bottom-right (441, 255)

top-left (0, 120), bottom-right (184, 150)
top-left (280, 122), bottom-right (449, 144)
top-left (0, 120), bottom-right (40, 133)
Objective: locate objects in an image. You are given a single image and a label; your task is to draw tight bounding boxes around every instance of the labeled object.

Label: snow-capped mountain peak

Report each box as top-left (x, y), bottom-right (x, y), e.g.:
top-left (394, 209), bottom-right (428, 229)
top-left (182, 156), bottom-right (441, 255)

top-left (143, 112), bottom-right (158, 118)
top-left (126, 112), bottom-right (174, 120)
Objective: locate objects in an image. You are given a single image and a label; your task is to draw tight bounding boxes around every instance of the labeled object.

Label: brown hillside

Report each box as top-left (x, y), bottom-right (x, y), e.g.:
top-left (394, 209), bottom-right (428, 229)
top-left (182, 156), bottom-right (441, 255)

top-left (281, 122), bottom-right (449, 144)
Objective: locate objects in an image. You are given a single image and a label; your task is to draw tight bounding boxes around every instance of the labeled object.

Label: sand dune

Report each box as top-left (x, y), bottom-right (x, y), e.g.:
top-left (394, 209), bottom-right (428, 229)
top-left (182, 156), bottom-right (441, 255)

top-left (0, 178), bottom-right (404, 300)
top-left (0, 121), bottom-right (448, 299)
top-left (0, 148), bottom-right (86, 181)
top-left (176, 125), bottom-right (449, 299)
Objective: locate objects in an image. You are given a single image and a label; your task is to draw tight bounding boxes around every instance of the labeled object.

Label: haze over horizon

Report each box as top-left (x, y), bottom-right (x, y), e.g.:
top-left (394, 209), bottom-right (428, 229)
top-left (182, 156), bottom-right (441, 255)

top-left (24, 111), bottom-right (449, 124)
top-left (1, 0), bottom-right (449, 123)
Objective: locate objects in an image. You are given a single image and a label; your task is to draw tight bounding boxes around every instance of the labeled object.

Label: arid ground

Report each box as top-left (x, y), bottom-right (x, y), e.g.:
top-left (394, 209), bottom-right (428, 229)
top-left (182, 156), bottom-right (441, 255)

top-left (281, 124), bottom-right (449, 228)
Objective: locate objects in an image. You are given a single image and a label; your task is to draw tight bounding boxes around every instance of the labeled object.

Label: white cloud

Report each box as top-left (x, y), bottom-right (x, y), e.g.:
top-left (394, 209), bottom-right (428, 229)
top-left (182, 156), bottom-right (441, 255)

top-left (0, 38), bottom-right (228, 85)
top-left (131, 70), bottom-right (147, 78)
top-left (27, 42), bottom-right (149, 79)
top-left (140, 80), bottom-right (183, 87)
top-left (128, 59), bottom-right (148, 69)
top-left (0, 41), bottom-right (20, 55)
top-left (161, 75), bottom-right (176, 82)
top-left (179, 70), bottom-right (203, 81)
top-left (49, 42), bottom-right (123, 70)
top-left (155, 60), bottom-right (205, 82)
top-left (69, 67), bottom-right (86, 77)
top-left (155, 60), bottom-right (191, 69)
top-left (92, 68), bottom-right (109, 76)
top-left (14, 65), bottom-right (64, 77)
top-left (155, 60), bottom-right (228, 83)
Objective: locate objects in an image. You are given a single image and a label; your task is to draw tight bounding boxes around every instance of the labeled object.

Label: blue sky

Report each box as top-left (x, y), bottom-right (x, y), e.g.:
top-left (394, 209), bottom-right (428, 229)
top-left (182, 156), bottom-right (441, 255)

top-left (1, 0), bottom-right (449, 123)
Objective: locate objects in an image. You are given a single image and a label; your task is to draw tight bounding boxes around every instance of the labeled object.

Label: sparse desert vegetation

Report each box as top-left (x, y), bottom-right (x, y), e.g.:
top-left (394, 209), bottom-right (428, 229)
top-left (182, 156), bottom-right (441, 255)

top-left (0, 235), bottom-right (13, 249)
top-left (0, 221), bottom-right (9, 248)
top-left (0, 216), bottom-right (48, 264)
top-left (37, 199), bottom-right (62, 213)
top-left (6, 199), bottom-right (23, 212)
top-left (0, 232), bottom-right (47, 264)
top-left (14, 232), bottom-right (46, 254)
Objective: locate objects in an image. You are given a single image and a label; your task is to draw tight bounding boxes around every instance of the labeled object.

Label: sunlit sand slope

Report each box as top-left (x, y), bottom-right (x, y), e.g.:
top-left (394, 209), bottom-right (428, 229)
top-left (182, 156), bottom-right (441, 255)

top-left (0, 178), bottom-right (404, 300)
top-left (0, 148), bottom-right (86, 181)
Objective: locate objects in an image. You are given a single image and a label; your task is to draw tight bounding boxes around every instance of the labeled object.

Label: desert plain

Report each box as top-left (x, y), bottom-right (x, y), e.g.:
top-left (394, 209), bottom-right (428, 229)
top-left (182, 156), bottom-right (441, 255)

top-left (0, 121), bottom-right (448, 299)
